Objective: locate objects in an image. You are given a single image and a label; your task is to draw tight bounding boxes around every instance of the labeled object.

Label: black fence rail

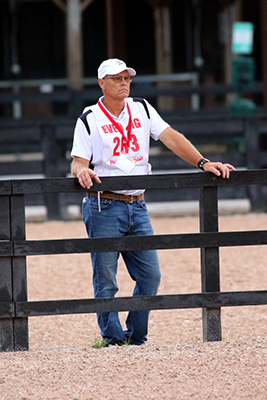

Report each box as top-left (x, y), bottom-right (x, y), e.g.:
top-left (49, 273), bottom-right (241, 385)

top-left (1, 170), bottom-right (267, 352)
top-left (2, 111), bottom-right (267, 219)
top-left (0, 79), bottom-right (263, 118)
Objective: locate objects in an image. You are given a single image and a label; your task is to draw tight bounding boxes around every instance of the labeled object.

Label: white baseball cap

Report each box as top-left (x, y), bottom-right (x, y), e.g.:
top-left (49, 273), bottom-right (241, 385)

top-left (98, 58), bottom-right (136, 79)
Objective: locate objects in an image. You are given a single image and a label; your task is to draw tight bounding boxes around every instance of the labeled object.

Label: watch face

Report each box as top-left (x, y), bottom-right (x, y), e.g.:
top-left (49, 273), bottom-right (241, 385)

top-left (199, 158), bottom-right (209, 167)
top-left (198, 159), bottom-right (205, 168)
top-left (198, 158), bottom-right (209, 170)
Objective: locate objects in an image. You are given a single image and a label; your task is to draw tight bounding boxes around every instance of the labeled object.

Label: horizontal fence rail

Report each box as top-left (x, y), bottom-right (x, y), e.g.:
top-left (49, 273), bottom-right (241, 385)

top-left (14, 291), bottom-right (267, 317)
top-left (1, 170), bottom-right (267, 351)
top-left (2, 112), bottom-right (267, 217)
top-left (0, 75), bottom-right (263, 119)
top-left (11, 230), bottom-right (267, 256)
top-left (10, 169), bottom-right (267, 192)
top-left (2, 291), bottom-right (267, 319)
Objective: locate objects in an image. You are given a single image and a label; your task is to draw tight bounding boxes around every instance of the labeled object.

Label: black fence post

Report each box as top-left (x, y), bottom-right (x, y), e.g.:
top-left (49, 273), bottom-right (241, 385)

top-left (245, 118), bottom-right (262, 210)
top-left (41, 125), bottom-right (61, 220)
top-left (199, 186), bottom-right (222, 342)
top-left (69, 89), bottom-right (83, 119)
top-left (10, 193), bottom-right (29, 351)
top-left (0, 182), bottom-right (14, 352)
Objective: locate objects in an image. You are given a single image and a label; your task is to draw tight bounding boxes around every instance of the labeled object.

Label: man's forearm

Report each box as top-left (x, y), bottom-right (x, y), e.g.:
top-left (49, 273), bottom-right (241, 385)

top-left (71, 157), bottom-right (101, 188)
top-left (159, 127), bottom-right (203, 166)
top-left (71, 158), bottom-right (89, 177)
top-left (158, 126), bottom-right (235, 178)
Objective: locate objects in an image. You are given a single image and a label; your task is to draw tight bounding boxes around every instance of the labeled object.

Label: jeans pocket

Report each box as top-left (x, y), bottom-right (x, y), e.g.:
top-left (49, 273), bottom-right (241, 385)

top-left (138, 200), bottom-right (148, 211)
top-left (90, 196), bottom-right (113, 210)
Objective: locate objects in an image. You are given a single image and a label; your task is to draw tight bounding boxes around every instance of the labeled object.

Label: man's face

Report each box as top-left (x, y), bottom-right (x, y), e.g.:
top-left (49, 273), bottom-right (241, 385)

top-left (98, 70), bottom-right (131, 101)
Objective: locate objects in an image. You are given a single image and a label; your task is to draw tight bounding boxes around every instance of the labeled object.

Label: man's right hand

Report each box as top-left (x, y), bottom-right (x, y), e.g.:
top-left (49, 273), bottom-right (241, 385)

top-left (71, 156), bottom-right (102, 189)
top-left (77, 167), bottom-right (101, 189)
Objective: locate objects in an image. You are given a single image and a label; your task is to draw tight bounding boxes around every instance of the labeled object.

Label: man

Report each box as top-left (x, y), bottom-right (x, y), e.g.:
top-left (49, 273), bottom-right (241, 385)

top-left (71, 58), bottom-right (235, 346)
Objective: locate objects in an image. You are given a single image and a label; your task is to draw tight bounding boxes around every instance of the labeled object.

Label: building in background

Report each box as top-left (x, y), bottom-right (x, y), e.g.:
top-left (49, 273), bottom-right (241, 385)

top-left (0, 0), bottom-right (263, 117)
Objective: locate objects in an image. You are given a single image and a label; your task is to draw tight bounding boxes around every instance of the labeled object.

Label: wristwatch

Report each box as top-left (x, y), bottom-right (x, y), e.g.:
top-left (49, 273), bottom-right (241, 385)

top-left (197, 158), bottom-right (210, 171)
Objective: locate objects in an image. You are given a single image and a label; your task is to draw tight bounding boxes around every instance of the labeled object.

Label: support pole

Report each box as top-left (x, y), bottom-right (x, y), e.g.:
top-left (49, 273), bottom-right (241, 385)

top-left (52, 0), bottom-right (95, 116)
top-left (199, 186), bottom-right (222, 342)
top-left (106, 0), bottom-right (114, 59)
top-left (0, 182), bottom-right (28, 352)
top-left (105, 0), bottom-right (127, 60)
top-left (222, 1), bottom-right (241, 106)
top-left (10, 194), bottom-right (28, 351)
top-left (261, 0), bottom-right (267, 110)
top-left (67, 0), bottom-right (84, 116)
top-left (154, 3), bottom-right (174, 111)
top-left (41, 126), bottom-right (62, 220)
top-left (0, 185), bottom-right (14, 352)
top-left (244, 118), bottom-right (262, 210)
top-left (67, 0), bottom-right (83, 90)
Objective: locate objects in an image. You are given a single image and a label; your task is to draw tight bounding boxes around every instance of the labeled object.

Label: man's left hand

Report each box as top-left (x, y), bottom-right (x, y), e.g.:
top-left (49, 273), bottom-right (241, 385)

top-left (203, 162), bottom-right (235, 179)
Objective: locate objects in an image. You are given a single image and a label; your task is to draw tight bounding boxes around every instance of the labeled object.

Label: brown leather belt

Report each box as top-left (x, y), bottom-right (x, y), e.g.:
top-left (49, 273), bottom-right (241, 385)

top-left (90, 191), bottom-right (145, 203)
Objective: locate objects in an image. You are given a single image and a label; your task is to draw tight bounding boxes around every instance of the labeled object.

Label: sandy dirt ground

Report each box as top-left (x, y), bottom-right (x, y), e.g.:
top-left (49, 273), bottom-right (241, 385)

top-left (1, 213), bottom-right (267, 399)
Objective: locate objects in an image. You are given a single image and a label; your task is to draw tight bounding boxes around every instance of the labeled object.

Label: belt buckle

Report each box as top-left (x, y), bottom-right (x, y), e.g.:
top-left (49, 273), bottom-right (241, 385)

top-left (126, 195), bottom-right (134, 204)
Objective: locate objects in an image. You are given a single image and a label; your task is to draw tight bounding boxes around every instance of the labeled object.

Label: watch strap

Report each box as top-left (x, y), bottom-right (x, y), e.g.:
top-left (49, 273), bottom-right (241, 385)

top-left (197, 158), bottom-right (210, 171)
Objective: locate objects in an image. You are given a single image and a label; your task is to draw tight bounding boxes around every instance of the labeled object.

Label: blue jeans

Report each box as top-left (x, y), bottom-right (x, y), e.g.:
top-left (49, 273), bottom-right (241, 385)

top-left (82, 195), bottom-right (161, 345)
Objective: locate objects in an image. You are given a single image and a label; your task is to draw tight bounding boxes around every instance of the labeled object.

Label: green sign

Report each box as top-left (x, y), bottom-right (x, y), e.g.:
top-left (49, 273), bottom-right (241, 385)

top-left (232, 22), bottom-right (254, 54)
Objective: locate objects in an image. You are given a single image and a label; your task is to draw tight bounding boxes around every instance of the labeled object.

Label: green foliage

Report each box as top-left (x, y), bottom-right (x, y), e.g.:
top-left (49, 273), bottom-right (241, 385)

top-left (122, 335), bottom-right (132, 346)
top-left (92, 337), bottom-right (108, 348)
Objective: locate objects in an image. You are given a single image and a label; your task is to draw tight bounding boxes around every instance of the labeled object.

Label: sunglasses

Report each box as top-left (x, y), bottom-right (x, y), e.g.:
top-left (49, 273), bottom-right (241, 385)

top-left (103, 76), bottom-right (132, 83)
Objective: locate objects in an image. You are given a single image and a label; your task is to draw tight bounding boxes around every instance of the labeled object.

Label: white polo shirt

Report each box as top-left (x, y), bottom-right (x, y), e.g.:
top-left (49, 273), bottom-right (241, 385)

top-left (71, 96), bottom-right (170, 195)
